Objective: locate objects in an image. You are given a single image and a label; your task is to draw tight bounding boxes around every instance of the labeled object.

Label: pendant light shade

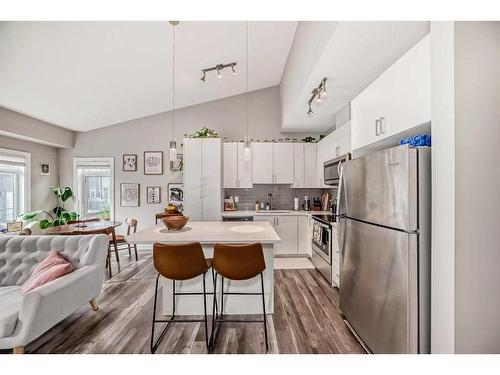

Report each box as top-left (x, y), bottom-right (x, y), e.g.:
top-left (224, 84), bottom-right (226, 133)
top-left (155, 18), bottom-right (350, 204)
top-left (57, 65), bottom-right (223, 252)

top-left (169, 140), bottom-right (178, 162)
top-left (243, 138), bottom-right (251, 162)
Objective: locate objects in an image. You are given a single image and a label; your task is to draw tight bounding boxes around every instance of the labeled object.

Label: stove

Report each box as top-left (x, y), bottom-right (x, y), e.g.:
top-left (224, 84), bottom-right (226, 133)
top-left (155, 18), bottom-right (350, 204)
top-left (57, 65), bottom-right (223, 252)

top-left (311, 214), bottom-right (336, 226)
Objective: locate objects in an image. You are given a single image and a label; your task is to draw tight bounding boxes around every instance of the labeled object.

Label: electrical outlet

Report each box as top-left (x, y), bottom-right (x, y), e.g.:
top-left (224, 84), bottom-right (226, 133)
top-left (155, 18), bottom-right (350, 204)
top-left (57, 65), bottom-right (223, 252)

top-left (234, 196), bottom-right (239, 203)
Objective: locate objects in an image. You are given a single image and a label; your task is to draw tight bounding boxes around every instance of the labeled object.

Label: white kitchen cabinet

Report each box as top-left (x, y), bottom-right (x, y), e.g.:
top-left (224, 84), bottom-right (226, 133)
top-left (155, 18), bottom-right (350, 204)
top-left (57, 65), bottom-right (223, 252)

top-left (292, 143), bottom-right (305, 188)
top-left (304, 143), bottom-right (317, 188)
top-left (183, 187), bottom-right (202, 220)
top-left (351, 34), bottom-right (430, 151)
top-left (183, 138), bottom-right (221, 221)
top-left (273, 143), bottom-right (294, 184)
top-left (293, 143), bottom-right (317, 189)
top-left (254, 215), bottom-right (298, 256)
top-left (223, 142), bottom-right (252, 188)
top-left (251, 143), bottom-right (273, 183)
top-left (237, 143), bottom-right (252, 188)
top-left (297, 215), bottom-right (310, 255)
top-left (183, 138), bottom-right (202, 188)
top-left (252, 142), bottom-right (294, 184)
top-left (201, 188), bottom-right (222, 221)
top-left (223, 142), bottom-right (238, 188)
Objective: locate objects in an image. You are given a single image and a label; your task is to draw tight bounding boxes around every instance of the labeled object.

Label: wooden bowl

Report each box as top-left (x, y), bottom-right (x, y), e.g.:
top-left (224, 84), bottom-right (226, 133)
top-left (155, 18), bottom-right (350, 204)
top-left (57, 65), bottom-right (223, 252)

top-left (161, 215), bottom-right (189, 231)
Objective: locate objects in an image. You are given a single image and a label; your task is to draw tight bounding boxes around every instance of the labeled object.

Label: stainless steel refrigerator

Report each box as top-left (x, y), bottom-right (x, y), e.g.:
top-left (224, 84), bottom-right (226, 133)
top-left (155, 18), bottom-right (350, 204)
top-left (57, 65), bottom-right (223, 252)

top-left (336, 144), bottom-right (431, 354)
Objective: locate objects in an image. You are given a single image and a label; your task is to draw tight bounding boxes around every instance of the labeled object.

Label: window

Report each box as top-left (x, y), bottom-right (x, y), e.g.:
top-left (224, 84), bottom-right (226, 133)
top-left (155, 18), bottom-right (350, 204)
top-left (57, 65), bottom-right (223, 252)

top-left (0, 148), bottom-right (30, 225)
top-left (74, 158), bottom-right (114, 219)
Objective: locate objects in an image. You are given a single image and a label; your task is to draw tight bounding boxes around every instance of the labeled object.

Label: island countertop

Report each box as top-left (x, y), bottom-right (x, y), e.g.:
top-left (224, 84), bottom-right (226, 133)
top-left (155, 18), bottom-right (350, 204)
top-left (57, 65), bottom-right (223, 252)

top-left (125, 221), bottom-right (281, 244)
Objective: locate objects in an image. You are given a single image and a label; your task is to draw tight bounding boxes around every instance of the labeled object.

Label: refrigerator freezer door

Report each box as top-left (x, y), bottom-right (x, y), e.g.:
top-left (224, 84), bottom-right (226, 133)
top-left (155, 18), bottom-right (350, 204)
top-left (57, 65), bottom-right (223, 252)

top-left (340, 144), bottom-right (417, 231)
top-left (339, 218), bottom-right (418, 353)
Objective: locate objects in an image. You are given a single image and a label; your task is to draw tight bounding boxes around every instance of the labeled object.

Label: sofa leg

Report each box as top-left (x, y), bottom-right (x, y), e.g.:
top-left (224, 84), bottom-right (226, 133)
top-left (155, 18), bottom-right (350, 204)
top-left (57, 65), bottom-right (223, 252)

top-left (13, 346), bottom-right (24, 354)
top-left (90, 298), bottom-right (99, 311)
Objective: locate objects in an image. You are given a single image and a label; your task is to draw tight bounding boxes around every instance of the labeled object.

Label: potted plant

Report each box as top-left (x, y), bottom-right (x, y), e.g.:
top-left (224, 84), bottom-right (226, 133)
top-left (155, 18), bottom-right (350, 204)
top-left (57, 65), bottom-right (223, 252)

top-left (189, 126), bottom-right (219, 138)
top-left (20, 186), bottom-right (78, 229)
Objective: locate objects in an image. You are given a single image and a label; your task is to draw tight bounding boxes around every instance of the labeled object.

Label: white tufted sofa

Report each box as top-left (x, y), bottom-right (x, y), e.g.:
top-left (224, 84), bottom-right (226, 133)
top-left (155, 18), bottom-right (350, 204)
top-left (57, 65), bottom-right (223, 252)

top-left (0, 234), bottom-right (109, 353)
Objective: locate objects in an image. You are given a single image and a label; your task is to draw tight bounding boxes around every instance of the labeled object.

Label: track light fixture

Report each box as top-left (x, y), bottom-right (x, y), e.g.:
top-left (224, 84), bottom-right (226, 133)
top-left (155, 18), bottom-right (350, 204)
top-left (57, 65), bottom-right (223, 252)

top-left (201, 62), bottom-right (237, 82)
top-left (306, 77), bottom-right (328, 115)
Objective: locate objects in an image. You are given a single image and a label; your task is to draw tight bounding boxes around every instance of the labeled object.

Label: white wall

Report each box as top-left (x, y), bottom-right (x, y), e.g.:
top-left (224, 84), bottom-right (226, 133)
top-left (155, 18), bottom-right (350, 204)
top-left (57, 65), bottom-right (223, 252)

top-left (0, 106), bottom-right (74, 148)
top-left (59, 86), bottom-right (322, 233)
top-left (0, 135), bottom-right (60, 212)
top-left (454, 21), bottom-right (500, 354)
top-left (430, 21), bottom-right (456, 354)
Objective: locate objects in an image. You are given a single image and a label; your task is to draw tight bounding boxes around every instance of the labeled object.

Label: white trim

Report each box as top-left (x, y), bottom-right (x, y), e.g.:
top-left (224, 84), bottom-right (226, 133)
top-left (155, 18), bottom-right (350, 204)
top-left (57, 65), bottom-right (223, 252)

top-left (73, 157), bottom-right (114, 220)
top-left (0, 147), bottom-right (31, 215)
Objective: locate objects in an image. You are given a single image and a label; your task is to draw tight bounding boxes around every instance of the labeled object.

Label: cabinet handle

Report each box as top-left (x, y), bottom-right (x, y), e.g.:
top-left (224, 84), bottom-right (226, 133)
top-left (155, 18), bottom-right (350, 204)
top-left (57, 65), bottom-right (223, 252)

top-left (380, 117), bottom-right (385, 135)
top-left (276, 217), bottom-right (279, 226)
top-left (375, 119), bottom-right (380, 136)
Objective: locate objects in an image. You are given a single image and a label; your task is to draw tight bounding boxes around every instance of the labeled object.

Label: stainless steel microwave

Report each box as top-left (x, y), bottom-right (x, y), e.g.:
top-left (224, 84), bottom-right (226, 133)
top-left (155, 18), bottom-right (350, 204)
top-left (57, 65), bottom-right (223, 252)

top-left (323, 153), bottom-right (351, 185)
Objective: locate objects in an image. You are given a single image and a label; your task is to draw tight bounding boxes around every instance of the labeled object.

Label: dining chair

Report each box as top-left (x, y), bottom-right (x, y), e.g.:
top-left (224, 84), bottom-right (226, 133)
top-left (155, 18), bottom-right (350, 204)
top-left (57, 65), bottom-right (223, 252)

top-left (109, 218), bottom-right (138, 261)
top-left (71, 228), bottom-right (116, 277)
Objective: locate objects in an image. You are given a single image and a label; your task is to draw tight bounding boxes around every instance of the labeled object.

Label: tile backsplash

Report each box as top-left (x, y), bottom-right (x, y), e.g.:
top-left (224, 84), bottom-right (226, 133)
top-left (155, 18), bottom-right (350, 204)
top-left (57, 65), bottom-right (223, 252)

top-left (224, 184), bottom-right (337, 211)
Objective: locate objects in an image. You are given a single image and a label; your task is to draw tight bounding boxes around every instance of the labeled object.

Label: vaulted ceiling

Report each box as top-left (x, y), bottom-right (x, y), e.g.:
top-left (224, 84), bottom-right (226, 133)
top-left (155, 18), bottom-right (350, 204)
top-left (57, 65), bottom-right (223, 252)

top-left (0, 21), bottom-right (297, 131)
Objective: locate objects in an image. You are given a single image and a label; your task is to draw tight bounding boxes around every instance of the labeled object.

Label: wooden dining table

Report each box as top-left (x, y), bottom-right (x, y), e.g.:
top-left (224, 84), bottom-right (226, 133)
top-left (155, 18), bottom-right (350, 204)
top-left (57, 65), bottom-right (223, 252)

top-left (45, 220), bottom-right (122, 265)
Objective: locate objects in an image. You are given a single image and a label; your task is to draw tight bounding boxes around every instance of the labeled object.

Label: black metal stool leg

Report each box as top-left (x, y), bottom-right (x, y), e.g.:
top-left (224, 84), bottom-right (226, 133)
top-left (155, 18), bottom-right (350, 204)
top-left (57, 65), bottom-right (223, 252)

top-left (221, 276), bottom-right (224, 318)
top-left (211, 267), bottom-right (218, 315)
top-left (209, 272), bottom-right (218, 350)
top-left (150, 274), bottom-right (160, 353)
top-left (260, 273), bottom-right (269, 352)
top-left (202, 272), bottom-right (209, 349)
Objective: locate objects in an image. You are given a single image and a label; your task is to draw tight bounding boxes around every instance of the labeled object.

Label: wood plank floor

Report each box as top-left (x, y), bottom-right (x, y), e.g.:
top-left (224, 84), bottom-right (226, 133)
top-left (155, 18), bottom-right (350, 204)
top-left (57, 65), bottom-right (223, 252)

top-left (24, 251), bottom-right (364, 354)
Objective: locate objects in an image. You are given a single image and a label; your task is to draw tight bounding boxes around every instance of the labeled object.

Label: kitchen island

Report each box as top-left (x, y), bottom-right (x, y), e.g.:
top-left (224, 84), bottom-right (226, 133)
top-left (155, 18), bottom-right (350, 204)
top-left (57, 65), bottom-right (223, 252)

top-left (126, 221), bottom-right (281, 315)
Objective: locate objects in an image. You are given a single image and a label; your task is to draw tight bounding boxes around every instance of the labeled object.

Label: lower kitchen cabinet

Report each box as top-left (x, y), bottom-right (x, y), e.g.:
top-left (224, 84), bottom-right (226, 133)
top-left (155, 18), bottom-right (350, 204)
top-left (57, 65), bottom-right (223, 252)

top-left (254, 215), bottom-right (298, 256)
top-left (297, 215), bottom-right (310, 255)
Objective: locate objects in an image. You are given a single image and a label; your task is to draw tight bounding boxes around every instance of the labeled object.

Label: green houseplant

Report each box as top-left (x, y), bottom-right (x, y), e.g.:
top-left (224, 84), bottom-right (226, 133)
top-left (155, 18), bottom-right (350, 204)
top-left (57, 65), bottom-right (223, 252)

top-left (20, 186), bottom-right (78, 229)
top-left (190, 126), bottom-right (219, 138)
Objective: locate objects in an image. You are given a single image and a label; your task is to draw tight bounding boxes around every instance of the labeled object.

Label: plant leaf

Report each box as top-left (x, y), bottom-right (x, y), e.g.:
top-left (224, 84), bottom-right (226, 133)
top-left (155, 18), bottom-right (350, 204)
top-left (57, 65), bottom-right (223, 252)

top-left (39, 220), bottom-right (53, 229)
top-left (19, 210), bottom-right (43, 220)
top-left (53, 206), bottom-right (65, 217)
top-left (60, 187), bottom-right (73, 202)
top-left (69, 212), bottom-right (78, 220)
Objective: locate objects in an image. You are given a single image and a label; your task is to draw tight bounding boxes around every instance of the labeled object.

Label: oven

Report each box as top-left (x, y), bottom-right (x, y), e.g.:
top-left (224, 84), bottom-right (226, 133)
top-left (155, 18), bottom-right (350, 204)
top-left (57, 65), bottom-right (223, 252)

top-left (324, 153), bottom-right (351, 185)
top-left (311, 217), bottom-right (332, 283)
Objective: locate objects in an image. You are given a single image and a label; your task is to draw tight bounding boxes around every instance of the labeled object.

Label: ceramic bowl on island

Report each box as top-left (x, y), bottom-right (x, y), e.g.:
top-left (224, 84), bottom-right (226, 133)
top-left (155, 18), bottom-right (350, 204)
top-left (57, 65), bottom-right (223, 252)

top-left (161, 215), bottom-right (189, 231)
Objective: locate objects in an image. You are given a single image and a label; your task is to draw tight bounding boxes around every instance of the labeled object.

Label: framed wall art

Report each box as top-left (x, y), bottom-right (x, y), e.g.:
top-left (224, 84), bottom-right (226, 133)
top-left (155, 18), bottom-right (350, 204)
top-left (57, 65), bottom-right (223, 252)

top-left (146, 186), bottom-right (161, 204)
top-left (120, 183), bottom-right (140, 207)
top-left (144, 151), bottom-right (163, 175)
top-left (167, 183), bottom-right (183, 211)
top-left (123, 154), bottom-right (137, 171)
top-left (40, 162), bottom-right (51, 176)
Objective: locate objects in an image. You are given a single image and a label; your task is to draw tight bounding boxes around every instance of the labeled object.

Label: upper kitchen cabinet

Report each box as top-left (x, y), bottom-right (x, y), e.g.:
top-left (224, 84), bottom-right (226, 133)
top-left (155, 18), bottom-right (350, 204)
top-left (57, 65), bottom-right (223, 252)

top-left (351, 34), bottom-right (431, 151)
top-left (252, 142), bottom-right (294, 184)
top-left (183, 138), bottom-right (222, 220)
top-left (223, 142), bottom-right (252, 188)
top-left (273, 143), bottom-right (294, 183)
top-left (293, 143), bottom-right (318, 188)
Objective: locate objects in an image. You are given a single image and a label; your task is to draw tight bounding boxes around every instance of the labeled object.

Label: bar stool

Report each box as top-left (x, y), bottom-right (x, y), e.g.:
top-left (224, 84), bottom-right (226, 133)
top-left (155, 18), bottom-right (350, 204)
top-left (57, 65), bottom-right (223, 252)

top-left (209, 243), bottom-right (268, 352)
top-left (150, 242), bottom-right (214, 353)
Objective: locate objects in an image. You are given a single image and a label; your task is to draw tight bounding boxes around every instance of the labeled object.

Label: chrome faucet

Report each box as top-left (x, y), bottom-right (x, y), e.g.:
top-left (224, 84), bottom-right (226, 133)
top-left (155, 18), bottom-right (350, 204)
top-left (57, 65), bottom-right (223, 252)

top-left (266, 193), bottom-right (273, 210)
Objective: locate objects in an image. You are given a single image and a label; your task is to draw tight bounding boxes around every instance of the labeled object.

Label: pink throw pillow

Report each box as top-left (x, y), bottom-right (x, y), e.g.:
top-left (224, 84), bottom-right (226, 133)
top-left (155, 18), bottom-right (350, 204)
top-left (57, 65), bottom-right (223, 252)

top-left (21, 251), bottom-right (74, 294)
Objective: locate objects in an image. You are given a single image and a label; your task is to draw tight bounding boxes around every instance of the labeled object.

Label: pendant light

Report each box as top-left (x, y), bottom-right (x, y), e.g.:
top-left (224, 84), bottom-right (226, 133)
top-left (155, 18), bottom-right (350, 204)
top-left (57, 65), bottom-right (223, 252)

top-left (169, 21), bottom-right (179, 162)
top-left (243, 21), bottom-right (251, 162)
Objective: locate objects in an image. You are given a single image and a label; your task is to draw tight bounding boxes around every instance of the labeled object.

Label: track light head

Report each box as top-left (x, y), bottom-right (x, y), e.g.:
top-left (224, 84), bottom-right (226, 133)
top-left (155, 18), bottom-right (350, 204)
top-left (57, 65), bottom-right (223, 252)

top-left (307, 105), bottom-right (313, 115)
top-left (201, 71), bottom-right (206, 82)
top-left (231, 64), bottom-right (237, 76)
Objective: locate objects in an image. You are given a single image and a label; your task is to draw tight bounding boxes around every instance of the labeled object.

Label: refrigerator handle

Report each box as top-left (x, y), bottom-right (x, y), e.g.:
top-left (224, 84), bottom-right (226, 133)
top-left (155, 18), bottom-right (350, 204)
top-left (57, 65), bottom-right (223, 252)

top-left (336, 161), bottom-right (346, 217)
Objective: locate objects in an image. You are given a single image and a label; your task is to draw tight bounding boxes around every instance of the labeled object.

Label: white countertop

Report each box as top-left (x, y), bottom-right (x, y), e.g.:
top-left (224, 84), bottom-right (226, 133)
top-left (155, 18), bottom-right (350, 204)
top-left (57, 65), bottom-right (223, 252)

top-left (221, 210), bottom-right (334, 217)
top-left (126, 221), bottom-right (281, 244)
